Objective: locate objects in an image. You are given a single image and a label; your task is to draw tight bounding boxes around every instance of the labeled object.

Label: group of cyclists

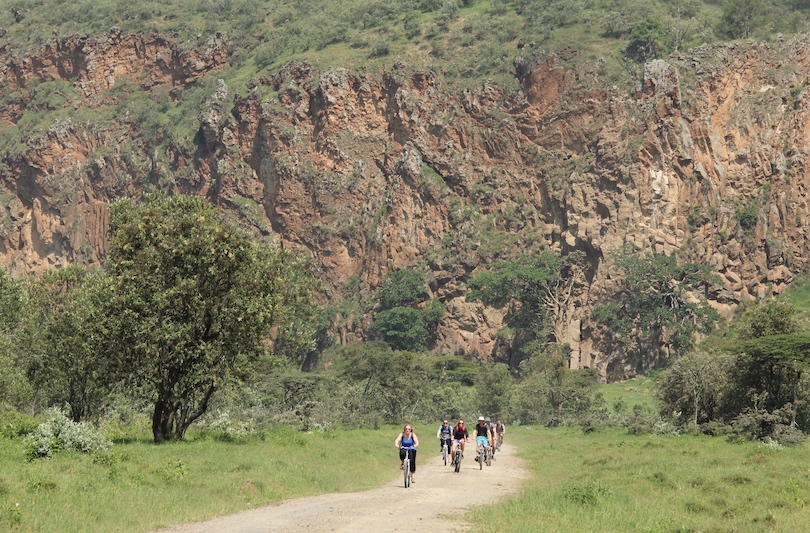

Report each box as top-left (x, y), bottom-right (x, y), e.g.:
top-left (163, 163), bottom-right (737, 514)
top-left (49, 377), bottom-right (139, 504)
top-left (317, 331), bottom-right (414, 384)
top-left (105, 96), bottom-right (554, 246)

top-left (394, 417), bottom-right (506, 482)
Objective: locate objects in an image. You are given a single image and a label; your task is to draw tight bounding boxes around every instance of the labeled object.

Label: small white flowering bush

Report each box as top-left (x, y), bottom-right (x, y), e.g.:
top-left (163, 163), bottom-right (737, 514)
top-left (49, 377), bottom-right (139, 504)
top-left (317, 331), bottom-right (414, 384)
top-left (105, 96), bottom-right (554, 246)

top-left (23, 409), bottom-right (112, 460)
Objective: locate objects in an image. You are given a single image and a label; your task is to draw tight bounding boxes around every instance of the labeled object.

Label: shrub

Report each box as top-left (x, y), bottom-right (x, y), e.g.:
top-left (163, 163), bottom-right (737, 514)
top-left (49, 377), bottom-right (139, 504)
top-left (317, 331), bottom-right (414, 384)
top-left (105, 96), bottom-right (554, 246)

top-left (23, 409), bottom-right (112, 460)
top-left (0, 412), bottom-right (39, 439)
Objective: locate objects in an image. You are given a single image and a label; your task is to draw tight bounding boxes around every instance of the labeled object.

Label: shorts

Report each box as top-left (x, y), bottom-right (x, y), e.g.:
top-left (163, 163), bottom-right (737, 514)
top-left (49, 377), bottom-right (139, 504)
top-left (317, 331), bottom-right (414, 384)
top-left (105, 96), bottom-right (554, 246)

top-left (476, 436), bottom-right (489, 447)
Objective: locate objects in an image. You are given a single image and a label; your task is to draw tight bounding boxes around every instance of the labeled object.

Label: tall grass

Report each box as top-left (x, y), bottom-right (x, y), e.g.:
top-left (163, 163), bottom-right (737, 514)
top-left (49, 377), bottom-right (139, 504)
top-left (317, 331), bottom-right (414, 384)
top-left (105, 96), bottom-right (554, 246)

top-left (466, 426), bottom-right (810, 532)
top-left (0, 423), bottom-right (418, 533)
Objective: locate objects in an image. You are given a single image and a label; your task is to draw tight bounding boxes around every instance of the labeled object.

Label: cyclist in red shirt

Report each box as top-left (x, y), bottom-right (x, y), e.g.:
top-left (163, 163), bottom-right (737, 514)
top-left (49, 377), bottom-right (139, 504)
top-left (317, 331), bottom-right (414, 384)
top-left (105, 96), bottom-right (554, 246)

top-left (450, 419), bottom-right (469, 465)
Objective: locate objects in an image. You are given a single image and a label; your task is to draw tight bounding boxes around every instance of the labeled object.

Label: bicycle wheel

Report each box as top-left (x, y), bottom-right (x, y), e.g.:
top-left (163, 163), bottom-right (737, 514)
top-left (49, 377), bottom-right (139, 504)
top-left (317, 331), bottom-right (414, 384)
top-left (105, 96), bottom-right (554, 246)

top-left (478, 448), bottom-right (484, 470)
top-left (404, 457), bottom-right (411, 488)
top-left (454, 450), bottom-right (461, 472)
top-left (442, 444), bottom-right (448, 465)
top-left (486, 447), bottom-right (492, 467)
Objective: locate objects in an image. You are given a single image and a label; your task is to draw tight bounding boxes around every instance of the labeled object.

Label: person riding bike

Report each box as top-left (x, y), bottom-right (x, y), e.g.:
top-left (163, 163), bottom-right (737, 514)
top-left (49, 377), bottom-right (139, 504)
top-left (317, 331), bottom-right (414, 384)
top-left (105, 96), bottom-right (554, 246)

top-left (395, 424), bottom-right (419, 482)
top-left (436, 419), bottom-right (452, 455)
top-left (496, 418), bottom-right (505, 447)
top-left (485, 417), bottom-right (497, 459)
top-left (450, 419), bottom-right (469, 465)
top-left (473, 416), bottom-right (492, 462)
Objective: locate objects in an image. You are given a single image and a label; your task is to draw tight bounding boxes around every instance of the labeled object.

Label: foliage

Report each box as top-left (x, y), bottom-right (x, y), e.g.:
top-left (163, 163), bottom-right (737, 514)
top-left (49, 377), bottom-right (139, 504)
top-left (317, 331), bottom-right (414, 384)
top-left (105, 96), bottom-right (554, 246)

top-left (625, 17), bottom-right (671, 61)
top-left (655, 348), bottom-right (733, 428)
top-left (373, 306), bottom-right (429, 352)
top-left (372, 270), bottom-right (444, 352)
top-left (105, 193), bottom-right (315, 442)
top-left (658, 297), bottom-right (810, 440)
top-left (376, 269), bottom-right (426, 309)
top-left (719, 0), bottom-right (767, 38)
top-left (0, 411), bottom-right (39, 439)
top-left (0, 267), bottom-right (30, 411)
top-left (467, 252), bottom-right (575, 368)
top-left (23, 408), bottom-right (112, 460)
top-left (332, 341), bottom-right (434, 424)
top-left (25, 267), bottom-right (116, 423)
top-left (511, 345), bottom-right (601, 426)
top-left (591, 247), bottom-right (719, 373)
top-left (473, 361), bottom-right (513, 420)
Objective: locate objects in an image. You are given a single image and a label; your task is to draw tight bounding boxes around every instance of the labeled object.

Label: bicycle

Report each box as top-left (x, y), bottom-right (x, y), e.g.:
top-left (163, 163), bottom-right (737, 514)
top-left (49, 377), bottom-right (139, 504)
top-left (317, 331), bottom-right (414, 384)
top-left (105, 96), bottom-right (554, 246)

top-left (497, 434), bottom-right (503, 451)
top-left (477, 443), bottom-right (486, 470)
top-left (486, 444), bottom-right (493, 467)
top-left (402, 447), bottom-right (414, 488)
top-left (441, 440), bottom-right (449, 466)
top-left (453, 446), bottom-right (462, 472)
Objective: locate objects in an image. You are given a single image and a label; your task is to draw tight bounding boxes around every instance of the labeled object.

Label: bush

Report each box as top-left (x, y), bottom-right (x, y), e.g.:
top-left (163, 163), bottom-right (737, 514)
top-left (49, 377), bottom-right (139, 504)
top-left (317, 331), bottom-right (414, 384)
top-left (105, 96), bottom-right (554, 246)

top-left (23, 409), bottom-right (112, 460)
top-left (0, 411), bottom-right (39, 439)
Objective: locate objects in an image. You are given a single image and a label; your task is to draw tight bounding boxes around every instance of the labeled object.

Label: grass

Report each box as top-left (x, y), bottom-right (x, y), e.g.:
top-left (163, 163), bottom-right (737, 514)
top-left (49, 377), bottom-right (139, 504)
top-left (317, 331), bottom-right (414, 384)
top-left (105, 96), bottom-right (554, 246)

top-left (4, 417), bottom-right (810, 532)
top-left (599, 374), bottom-right (658, 414)
top-left (0, 422), bottom-right (420, 533)
top-left (466, 426), bottom-right (810, 532)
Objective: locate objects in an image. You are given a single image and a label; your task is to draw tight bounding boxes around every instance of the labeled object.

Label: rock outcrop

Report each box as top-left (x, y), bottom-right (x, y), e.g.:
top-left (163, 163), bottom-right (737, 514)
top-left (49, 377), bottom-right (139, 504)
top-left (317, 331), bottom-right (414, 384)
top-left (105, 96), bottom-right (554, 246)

top-left (3, 30), bottom-right (810, 380)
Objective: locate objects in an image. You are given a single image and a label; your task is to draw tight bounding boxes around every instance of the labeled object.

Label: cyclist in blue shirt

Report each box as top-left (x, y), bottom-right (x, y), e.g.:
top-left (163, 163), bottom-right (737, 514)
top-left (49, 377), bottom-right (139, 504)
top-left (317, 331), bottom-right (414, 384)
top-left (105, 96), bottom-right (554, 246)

top-left (394, 424), bottom-right (419, 482)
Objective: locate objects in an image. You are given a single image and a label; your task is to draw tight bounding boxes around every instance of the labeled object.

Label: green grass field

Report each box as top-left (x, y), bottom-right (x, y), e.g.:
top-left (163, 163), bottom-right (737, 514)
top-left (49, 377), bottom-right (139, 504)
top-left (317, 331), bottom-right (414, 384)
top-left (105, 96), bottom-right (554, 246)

top-left (4, 404), bottom-right (810, 532)
top-left (468, 426), bottom-right (810, 532)
top-left (0, 424), bottom-right (415, 532)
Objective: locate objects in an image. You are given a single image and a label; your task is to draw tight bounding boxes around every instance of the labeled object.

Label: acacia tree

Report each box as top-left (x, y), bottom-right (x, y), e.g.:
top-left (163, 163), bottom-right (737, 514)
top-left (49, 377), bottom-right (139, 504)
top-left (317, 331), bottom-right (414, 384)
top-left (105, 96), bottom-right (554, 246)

top-left (106, 194), bottom-right (314, 442)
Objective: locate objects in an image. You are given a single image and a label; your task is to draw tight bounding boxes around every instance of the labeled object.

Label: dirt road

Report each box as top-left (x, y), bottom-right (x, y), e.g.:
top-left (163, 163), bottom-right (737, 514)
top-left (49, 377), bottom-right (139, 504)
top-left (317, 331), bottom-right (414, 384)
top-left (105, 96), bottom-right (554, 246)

top-left (154, 442), bottom-right (527, 533)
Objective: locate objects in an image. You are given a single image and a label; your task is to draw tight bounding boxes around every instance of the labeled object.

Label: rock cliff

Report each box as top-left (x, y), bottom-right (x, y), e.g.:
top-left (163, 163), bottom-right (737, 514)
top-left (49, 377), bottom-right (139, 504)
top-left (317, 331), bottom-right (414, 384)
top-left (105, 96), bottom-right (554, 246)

top-left (3, 30), bottom-right (810, 380)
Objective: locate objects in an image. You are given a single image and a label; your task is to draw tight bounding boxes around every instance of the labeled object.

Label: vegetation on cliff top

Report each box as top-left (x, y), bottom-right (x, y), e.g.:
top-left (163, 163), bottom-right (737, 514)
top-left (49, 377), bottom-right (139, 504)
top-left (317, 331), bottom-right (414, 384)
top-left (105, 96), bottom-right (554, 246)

top-left (3, 0), bottom-right (810, 93)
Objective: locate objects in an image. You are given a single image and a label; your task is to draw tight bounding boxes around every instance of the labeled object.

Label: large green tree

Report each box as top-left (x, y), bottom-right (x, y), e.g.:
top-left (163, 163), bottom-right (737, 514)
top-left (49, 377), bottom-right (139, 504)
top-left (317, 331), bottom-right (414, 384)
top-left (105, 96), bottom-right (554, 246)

top-left (591, 248), bottom-right (719, 374)
top-left (372, 269), bottom-right (444, 352)
top-left (467, 251), bottom-right (583, 369)
top-left (105, 194), bottom-right (315, 442)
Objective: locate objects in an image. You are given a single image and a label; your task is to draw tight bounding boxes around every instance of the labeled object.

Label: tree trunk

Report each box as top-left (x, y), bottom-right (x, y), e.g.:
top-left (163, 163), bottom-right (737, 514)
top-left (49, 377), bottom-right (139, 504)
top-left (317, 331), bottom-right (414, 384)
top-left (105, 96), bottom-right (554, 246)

top-left (152, 400), bottom-right (168, 443)
top-left (152, 400), bottom-right (176, 443)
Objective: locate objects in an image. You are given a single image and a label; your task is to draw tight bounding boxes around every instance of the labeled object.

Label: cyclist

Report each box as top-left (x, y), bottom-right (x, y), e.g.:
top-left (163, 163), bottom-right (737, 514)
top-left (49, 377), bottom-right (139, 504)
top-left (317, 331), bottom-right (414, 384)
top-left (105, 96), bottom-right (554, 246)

top-left (496, 418), bottom-right (505, 447)
top-left (485, 417), bottom-right (497, 459)
top-left (436, 419), bottom-right (452, 456)
top-left (473, 416), bottom-right (492, 462)
top-left (394, 424), bottom-right (419, 482)
top-left (450, 419), bottom-right (469, 465)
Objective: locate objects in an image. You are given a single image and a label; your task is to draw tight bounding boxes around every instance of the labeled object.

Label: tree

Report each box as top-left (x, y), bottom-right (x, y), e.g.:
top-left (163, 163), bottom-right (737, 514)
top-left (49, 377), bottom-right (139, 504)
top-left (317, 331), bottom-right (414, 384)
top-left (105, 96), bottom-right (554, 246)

top-left (474, 361), bottom-right (513, 420)
top-left (467, 251), bottom-right (583, 369)
top-left (719, 0), bottom-right (766, 39)
top-left (26, 267), bottom-right (115, 422)
top-left (335, 341), bottom-right (432, 424)
top-left (105, 194), bottom-right (314, 442)
top-left (625, 17), bottom-right (671, 61)
top-left (373, 306), bottom-right (429, 352)
top-left (511, 344), bottom-right (598, 426)
top-left (655, 348), bottom-right (733, 429)
top-left (591, 247), bottom-right (719, 373)
top-left (0, 266), bottom-right (30, 410)
top-left (376, 269), bottom-right (425, 309)
top-left (372, 269), bottom-right (444, 352)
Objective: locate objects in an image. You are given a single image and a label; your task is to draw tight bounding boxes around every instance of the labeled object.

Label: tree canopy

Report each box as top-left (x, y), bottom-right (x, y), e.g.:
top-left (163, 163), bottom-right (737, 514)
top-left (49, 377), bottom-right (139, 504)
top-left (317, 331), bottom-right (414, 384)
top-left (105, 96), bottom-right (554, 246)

top-left (592, 248), bottom-right (719, 373)
top-left (105, 194), bottom-right (316, 442)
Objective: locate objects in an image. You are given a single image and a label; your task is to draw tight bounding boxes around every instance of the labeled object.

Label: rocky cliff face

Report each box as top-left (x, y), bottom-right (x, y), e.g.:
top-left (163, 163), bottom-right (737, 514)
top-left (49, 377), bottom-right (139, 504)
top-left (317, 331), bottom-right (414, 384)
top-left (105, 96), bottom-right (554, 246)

top-left (3, 30), bottom-right (810, 380)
